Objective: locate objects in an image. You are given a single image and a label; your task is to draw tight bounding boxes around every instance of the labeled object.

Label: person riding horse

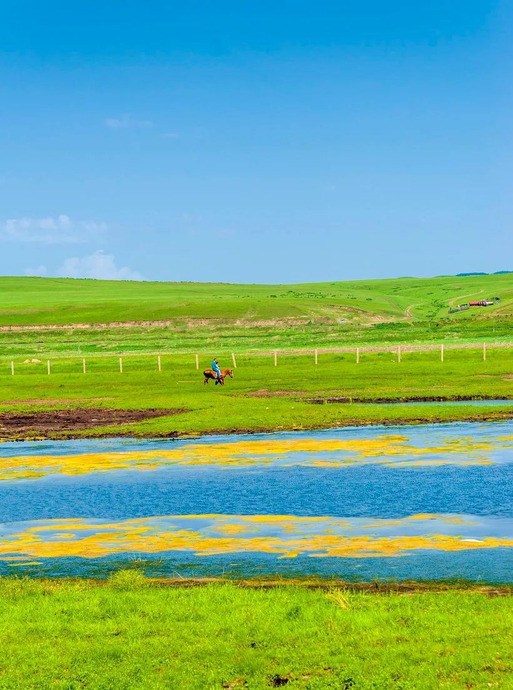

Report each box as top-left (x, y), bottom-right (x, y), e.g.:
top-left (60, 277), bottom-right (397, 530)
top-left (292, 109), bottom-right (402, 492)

top-left (212, 358), bottom-right (222, 383)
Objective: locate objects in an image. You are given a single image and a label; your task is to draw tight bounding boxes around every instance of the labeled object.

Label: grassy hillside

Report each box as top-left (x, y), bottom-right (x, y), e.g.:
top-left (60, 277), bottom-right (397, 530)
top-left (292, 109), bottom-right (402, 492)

top-left (0, 273), bottom-right (512, 327)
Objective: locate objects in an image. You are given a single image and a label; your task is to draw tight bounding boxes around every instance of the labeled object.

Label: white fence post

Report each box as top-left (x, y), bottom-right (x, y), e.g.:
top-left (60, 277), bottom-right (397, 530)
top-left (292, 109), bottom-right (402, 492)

top-left (158, 355), bottom-right (162, 372)
top-left (356, 348), bottom-right (360, 364)
top-left (232, 353), bottom-right (237, 369)
top-left (274, 351), bottom-right (278, 366)
top-left (119, 357), bottom-right (123, 373)
top-left (11, 361), bottom-right (14, 376)
top-left (82, 358), bottom-right (86, 374)
top-left (483, 343), bottom-right (487, 361)
top-left (441, 344), bottom-right (444, 362)
top-left (195, 354), bottom-right (199, 370)
top-left (397, 346), bottom-right (401, 363)
top-left (47, 360), bottom-right (51, 375)
top-left (314, 349), bottom-right (318, 365)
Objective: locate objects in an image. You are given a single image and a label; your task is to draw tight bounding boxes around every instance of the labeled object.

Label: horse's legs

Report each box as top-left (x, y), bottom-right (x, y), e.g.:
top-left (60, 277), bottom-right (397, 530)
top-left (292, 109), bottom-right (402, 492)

top-left (204, 377), bottom-right (209, 385)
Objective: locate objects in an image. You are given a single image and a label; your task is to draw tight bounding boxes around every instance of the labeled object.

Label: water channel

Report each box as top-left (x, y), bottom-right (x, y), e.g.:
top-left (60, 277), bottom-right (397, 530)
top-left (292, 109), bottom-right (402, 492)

top-left (1, 421), bottom-right (512, 581)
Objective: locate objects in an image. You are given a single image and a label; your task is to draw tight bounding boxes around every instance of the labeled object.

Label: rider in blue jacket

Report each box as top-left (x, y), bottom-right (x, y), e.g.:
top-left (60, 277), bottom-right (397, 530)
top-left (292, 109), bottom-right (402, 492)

top-left (212, 358), bottom-right (221, 382)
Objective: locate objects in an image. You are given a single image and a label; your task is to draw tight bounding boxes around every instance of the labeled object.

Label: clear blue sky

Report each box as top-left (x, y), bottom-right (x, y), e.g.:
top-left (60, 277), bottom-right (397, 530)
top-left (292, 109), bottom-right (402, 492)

top-left (0, 1), bottom-right (510, 282)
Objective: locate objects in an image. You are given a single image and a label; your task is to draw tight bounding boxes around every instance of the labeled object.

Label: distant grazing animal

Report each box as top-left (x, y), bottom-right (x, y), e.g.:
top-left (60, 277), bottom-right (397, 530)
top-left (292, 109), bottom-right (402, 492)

top-left (203, 368), bottom-right (233, 385)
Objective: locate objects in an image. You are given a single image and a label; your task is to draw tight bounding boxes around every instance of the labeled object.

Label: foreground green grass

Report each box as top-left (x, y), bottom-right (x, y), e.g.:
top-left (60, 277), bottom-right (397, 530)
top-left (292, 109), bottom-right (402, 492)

top-left (0, 574), bottom-right (511, 689)
top-left (1, 347), bottom-right (513, 438)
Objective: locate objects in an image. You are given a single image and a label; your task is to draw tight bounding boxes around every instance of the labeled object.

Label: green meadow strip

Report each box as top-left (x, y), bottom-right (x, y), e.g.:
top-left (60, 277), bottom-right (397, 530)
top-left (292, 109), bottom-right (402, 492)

top-left (0, 574), bottom-right (512, 689)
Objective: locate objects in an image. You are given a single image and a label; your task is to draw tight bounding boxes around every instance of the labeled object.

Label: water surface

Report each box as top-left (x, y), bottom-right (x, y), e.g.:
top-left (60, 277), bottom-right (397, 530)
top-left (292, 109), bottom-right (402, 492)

top-left (1, 422), bottom-right (513, 581)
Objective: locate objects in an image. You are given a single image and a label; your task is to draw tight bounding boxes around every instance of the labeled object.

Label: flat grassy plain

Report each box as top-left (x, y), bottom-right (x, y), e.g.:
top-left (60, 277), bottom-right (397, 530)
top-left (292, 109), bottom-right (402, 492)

top-left (0, 574), bottom-right (512, 690)
top-left (0, 347), bottom-right (513, 438)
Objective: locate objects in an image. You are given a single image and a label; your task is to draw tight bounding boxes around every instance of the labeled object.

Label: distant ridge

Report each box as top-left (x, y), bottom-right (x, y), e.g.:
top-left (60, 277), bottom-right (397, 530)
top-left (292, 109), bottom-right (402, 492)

top-left (456, 271), bottom-right (513, 277)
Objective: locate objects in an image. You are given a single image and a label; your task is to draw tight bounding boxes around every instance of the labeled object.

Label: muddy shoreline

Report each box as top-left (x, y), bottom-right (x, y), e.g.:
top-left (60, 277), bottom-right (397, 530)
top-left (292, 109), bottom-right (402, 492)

top-left (1, 406), bottom-right (513, 442)
top-left (7, 575), bottom-right (511, 593)
top-left (0, 408), bottom-right (183, 441)
top-left (244, 391), bottom-right (513, 404)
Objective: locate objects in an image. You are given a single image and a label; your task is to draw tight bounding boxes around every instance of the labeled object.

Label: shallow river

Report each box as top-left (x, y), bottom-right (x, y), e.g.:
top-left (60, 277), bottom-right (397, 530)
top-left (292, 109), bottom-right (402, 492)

top-left (1, 421), bottom-right (513, 582)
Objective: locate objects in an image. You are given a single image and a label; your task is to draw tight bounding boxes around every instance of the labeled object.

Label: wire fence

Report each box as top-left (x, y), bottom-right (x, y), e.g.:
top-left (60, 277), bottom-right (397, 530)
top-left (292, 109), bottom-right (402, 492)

top-left (1, 341), bottom-right (512, 377)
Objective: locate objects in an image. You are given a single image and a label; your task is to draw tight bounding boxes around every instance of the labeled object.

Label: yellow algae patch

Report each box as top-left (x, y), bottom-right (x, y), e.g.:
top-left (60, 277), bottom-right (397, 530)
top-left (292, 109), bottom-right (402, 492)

top-left (0, 437), bottom-right (410, 479)
top-left (2, 432), bottom-right (512, 480)
top-left (0, 514), bottom-right (512, 561)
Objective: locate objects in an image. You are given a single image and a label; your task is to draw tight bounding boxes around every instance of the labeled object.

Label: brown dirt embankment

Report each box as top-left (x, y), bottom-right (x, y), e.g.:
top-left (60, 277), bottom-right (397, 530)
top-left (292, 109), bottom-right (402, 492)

top-left (66, 577), bottom-right (513, 595)
top-left (0, 408), bottom-right (181, 438)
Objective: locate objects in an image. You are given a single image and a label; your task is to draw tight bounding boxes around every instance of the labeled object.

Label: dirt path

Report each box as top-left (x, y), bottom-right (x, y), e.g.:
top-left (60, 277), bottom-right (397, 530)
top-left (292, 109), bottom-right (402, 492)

top-left (405, 303), bottom-right (416, 319)
top-left (448, 289), bottom-right (483, 308)
top-left (0, 317), bottom-right (324, 332)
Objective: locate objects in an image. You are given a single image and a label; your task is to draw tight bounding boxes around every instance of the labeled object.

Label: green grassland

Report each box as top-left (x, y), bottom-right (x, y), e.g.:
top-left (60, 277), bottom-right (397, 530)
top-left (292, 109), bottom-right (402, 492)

top-left (0, 274), bottom-right (512, 368)
top-left (0, 574), bottom-right (512, 689)
top-left (1, 274), bottom-right (513, 436)
top-left (1, 347), bottom-right (513, 439)
top-left (1, 273), bottom-right (512, 337)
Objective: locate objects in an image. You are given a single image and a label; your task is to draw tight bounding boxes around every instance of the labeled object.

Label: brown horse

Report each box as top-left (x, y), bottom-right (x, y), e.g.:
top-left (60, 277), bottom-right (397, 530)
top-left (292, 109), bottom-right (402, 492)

top-left (203, 368), bottom-right (233, 385)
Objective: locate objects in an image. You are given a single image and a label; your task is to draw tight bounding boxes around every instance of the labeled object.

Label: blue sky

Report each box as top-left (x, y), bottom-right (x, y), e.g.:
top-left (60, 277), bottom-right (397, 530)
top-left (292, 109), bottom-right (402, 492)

top-left (0, 0), bottom-right (510, 282)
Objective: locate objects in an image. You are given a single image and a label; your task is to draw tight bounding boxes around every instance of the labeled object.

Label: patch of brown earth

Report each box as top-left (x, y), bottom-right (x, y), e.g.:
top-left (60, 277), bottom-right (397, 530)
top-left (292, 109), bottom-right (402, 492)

top-left (246, 389), bottom-right (307, 398)
top-left (0, 408), bottom-right (180, 434)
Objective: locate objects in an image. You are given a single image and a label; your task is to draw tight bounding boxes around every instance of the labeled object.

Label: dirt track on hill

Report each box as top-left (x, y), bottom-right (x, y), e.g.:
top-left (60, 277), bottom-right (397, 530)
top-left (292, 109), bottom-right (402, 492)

top-left (0, 318), bottom-right (318, 331)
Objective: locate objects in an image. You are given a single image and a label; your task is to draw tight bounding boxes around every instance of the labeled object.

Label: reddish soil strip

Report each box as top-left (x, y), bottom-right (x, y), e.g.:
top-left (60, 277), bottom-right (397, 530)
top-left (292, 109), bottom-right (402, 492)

top-left (245, 389), bottom-right (307, 398)
top-left (0, 318), bottom-right (316, 331)
top-left (0, 408), bottom-right (180, 434)
top-left (78, 577), bottom-right (513, 595)
top-left (243, 391), bottom-right (513, 403)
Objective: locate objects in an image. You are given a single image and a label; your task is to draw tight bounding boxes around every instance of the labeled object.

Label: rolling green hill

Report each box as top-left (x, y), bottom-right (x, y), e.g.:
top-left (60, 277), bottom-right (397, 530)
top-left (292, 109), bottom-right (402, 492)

top-left (0, 273), bottom-right (512, 327)
top-left (1, 273), bottom-right (513, 439)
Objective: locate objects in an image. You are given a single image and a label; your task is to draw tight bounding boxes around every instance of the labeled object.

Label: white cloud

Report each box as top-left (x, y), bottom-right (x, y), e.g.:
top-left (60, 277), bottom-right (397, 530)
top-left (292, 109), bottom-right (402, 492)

top-left (25, 265), bottom-right (48, 277)
top-left (0, 215), bottom-right (108, 244)
top-left (105, 115), bottom-right (153, 129)
top-left (59, 250), bottom-right (143, 281)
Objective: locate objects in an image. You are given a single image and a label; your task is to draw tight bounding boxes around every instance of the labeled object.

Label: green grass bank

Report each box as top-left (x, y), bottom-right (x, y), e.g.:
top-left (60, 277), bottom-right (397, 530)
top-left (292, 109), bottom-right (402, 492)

top-left (0, 574), bottom-right (511, 689)
top-left (1, 347), bottom-right (513, 439)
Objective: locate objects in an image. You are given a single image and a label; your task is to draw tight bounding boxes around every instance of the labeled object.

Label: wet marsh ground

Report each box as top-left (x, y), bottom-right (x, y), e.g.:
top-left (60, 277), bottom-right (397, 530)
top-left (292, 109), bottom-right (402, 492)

top-left (0, 574), bottom-right (512, 689)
